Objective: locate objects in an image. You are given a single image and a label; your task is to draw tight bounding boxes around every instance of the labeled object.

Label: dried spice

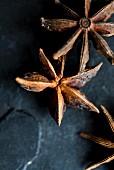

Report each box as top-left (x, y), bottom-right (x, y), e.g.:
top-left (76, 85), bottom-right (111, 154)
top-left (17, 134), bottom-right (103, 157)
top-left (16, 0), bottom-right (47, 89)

top-left (41, 0), bottom-right (114, 64)
top-left (80, 105), bottom-right (114, 170)
top-left (16, 48), bottom-right (102, 126)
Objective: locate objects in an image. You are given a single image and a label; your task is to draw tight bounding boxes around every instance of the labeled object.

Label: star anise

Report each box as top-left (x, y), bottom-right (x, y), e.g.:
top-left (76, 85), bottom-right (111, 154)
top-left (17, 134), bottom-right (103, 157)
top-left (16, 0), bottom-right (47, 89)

top-left (15, 48), bottom-right (102, 126)
top-left (80, 105), bottom-right (114, 170)
top-left (41, 0), bottom-right (114, 64)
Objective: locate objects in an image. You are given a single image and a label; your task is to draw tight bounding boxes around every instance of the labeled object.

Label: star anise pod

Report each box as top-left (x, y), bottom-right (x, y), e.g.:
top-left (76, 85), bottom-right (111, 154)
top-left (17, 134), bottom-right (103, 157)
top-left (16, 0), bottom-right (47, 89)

top-left (15, 48), bottom-right (102, 126)
top-left (41, 0), bottom-right (114, 64)
top-left (80, 105), bottom-right (114, 170)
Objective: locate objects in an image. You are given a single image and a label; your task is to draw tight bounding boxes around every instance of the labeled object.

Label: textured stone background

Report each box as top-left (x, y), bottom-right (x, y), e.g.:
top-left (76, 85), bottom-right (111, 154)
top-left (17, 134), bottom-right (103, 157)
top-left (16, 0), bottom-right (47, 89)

top-left (0, 0), bottom-right (114, 170)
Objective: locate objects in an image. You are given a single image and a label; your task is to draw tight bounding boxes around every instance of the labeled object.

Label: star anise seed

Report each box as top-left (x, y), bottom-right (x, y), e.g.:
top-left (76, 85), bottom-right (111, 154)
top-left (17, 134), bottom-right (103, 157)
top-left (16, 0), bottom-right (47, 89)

top-left (41, 0), bottom-right (114, 64)
top-left (16, 48), bottom-right (101, 126)
top-left (80, 105), bottom-right (114, 170)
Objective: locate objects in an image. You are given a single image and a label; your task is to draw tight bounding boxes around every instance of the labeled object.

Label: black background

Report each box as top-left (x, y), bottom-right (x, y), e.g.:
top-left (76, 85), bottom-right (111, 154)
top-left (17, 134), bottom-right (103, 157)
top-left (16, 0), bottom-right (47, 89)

top-left (0, 0), bottom-right (114, 169)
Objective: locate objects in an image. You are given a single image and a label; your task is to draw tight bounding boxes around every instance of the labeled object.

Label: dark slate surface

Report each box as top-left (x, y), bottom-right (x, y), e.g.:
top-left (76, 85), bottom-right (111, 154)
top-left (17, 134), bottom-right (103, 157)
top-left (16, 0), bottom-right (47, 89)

top-left (0, 0), bottom-right (114, 170)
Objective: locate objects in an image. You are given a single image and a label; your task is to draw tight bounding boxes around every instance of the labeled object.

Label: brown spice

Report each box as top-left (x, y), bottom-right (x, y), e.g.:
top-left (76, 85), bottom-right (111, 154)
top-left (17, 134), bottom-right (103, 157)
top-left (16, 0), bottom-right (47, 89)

top-left (16, 48), bottom-right (102, 126)
top-left (80, 105), bottom-right (114, 170)
top-left (41, 0), bottom-right (114, 64)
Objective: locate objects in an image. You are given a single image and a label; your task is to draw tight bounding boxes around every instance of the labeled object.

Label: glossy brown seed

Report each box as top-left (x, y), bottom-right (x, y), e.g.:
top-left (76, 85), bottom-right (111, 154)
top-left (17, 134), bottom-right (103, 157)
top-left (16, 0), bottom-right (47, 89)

top-left (16, 48), bottom-right (101, 126)
top-left (41, 0), bottom-right (114, 64)
top-left (80, 105), bottom-right (114, 170)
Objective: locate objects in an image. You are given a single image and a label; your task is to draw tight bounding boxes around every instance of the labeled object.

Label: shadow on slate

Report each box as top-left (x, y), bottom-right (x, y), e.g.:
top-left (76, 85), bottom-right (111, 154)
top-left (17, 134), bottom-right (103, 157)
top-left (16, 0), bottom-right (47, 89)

top-left (0, 0), bottom-right (114, 170)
